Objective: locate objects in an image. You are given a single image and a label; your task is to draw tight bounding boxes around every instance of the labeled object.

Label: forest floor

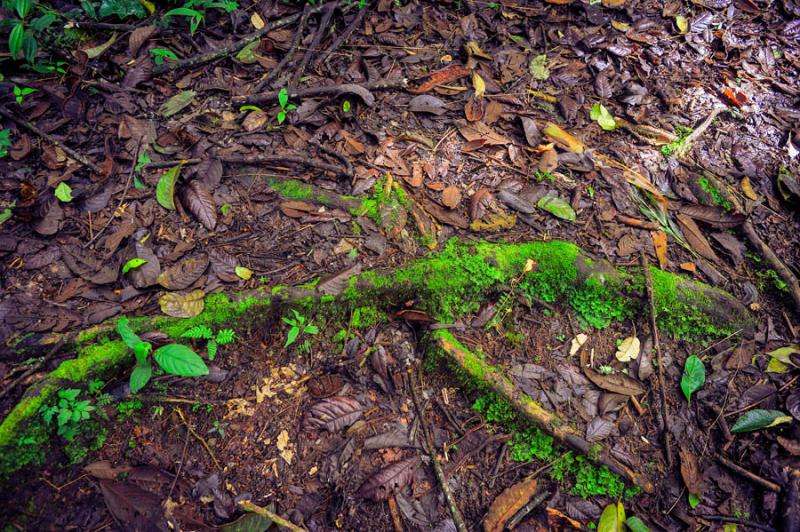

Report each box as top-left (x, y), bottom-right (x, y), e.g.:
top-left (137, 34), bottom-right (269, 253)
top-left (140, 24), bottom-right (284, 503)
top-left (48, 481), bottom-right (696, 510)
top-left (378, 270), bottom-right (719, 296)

top-left (1, 0), bottom-right (800, 530)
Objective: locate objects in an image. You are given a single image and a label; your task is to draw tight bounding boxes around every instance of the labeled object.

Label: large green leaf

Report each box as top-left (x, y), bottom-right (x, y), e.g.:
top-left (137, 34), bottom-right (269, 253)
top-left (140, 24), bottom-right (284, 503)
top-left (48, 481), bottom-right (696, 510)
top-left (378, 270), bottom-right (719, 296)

top-left (598, 502), bottom-right (625, 532)
top-left (537, 195), bottom-right (576, 221)
top-left (129, 362), bottom-right (152, 393)
top-left (154, 344), bottom-right (209, 377)
top-left (529, 54), bottom-right (549, 81)
top-left (98, 0), bottom-right (146, 19)
top-left (730, 409), bottom-right (793, 433)
top-left (680, 355), bottom-right (705, 403)
top-left (590, 103), bottom-right (617, 131)
top-left (625, 516), bottom-right (650, 532)
top-left (122, 257), bottom-right (148, 274)
top-left (117, 316), bottom-right (142, 349)
top-left (156, 165), bottom-right (182, 210)
top-left (8, 23), bottom-right (24, 60)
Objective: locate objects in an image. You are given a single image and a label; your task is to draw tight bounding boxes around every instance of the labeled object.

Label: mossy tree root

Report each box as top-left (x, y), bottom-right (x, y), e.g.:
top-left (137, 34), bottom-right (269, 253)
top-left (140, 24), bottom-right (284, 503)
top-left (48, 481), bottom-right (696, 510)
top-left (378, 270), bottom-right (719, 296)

top-left (431, 330), bottom-right (654, 493)
top-left (0, 238), bottom-right (753, 477)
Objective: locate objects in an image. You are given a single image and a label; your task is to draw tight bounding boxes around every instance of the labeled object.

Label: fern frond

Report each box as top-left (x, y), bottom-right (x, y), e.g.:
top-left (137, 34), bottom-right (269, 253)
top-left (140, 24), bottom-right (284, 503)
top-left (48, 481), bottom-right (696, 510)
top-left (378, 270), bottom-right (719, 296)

top-left (215, 328), bottom-right (236, 345)
top-left (181, 325), bottom-right (213, 340)
top-left (207, 340), bottom-right (218, 361)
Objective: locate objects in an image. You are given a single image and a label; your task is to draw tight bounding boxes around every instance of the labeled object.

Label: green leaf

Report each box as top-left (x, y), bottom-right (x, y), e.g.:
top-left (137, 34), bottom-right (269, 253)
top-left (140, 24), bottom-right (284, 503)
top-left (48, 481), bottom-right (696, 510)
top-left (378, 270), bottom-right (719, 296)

top-left (16, 0), bottom-right (31, 19)
top-left (135, 149), bottom-right (151, 173)
top-left (207, 340), bottom-right (218, 361)
top-left (54, 182), bottom-right (73, 202)
top-left (342, 100), bottom-right (351, 113)
top-left (22, 30), bottom-right (37, 62)
top-left (235, 265), bottom-right (253, 280)
top-left (285, 326), bottom-right (300, 347)
top-left (529, 54), bottom-right (550, 81)
top-left (159, 90), bottom-right (196, 118)
top-left (30, 13), bottom-right (56, 32)
top-left (9, 23), bottom-right (24, 60)
top-left (598, 502), bottom-right (625, 532)
top-left (688, 493), bottom-right (701, 509)
top-left (304, 325), bottom-right (318, 335)
top-left (181, 325), bottom-right (214, 340)
top-left (537, 195), bottom-right (576, 221)
top-left (235, 40), bottom-right (259, 63)
top-left (625, 516), bottom-right (650, 532)
top-left (766, 344), bottom-right (800, 368)
top-left (117, 317), bottom-right (143, 349)
top-left (215, 329), bottom-right (235, 345)
top-left (276, 110), bottom-right (286, 124)
top-left (239, 105), bottom-right (262, 112)
top-left (122, 257), bottom-right (147, 273)
top-left (133, 341), bottom-right (151, 364)
top-left (163, 6), bottom-right (203, 18)
top-left (730, 409), bottom-right (793, 433)
top-left (590, 103), bottom-right (617, 131)
top-left (98, 0), bottom-right (147, 19)
top-left (156, 165), bottom-right (182, 210)
top-left (129, 363), bottom-right (152, 393)
top-left (278, 87), bottom-right (289, 109)
top-left (680, 355), bottom-right (705, 403)
top-left (153, 344), bottom-right (209, 377)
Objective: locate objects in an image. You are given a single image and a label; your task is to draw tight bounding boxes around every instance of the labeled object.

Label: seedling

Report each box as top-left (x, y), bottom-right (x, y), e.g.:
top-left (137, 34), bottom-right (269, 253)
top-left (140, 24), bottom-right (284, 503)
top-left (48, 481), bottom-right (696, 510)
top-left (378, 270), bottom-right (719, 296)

top-left (208, 420), bottom-right (228, 439)
top-left (117, 317), bottom-right (209, 393)
top-left (283, 309), bottom-right (318, 347)
top-left (40, 388), bottom-right (95, 441)
top-left (276, 87), bottom-right (297, 124)
top-left (13, 84), bottom-right (37, 104)
top-left (150, 47), bottom-right (178, 65)
top-left (0, 128), bottom-right (12, 158)
top-left (342, 99), bottom-right (351, 113)
top-left (181, 325), bottom-right (236, 361)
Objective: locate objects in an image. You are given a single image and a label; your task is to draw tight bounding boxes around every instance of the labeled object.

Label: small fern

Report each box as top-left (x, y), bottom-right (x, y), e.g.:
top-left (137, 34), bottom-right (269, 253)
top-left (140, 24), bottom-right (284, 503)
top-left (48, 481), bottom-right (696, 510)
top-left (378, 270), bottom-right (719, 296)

top-left (208, 341), bottom-right (218, 361)
top-left (215, 329), bottom-right (235, 345)
top-left (181, 325), bottom-right (213, 340)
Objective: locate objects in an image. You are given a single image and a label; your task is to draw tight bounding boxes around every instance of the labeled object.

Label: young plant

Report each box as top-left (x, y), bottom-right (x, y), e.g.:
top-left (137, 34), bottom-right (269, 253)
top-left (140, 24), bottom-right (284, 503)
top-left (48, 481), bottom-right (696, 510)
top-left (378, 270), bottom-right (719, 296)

top-left (13, 84), bottom-right (37, 104)
top-left (0, 128), bottom-right (12, 158)
top-left (276, 87), bottom-right (297, 124)
top-left (150, 47), bottom-right (178, 65)
top-left (283, 309), bottom-right (318, 347)
top-left (40, 388), bottom-right (95, 441)
top-left (4, 0), bottom-right (56, 63)
top-left (181, 325), bottom-right (235, 361)
top-left (117, 317), bottom-right (209, 393)
top-left (162, 0), bottom-right (238, 34)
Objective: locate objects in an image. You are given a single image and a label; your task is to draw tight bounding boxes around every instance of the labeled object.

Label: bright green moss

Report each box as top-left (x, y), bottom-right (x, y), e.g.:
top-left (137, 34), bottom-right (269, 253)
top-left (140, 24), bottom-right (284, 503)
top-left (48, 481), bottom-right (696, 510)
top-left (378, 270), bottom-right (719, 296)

top-left (350, 306), bottom-right (385, 328)
top-left (697, 177), bottom-right (733, 210)
top-left (550, 452), bottom-right (639, 499)
top-left (473, 392), bottom-right (517, 425)
top-left (509, 426), bottom-right (555, 462)
top-left (268, 178), bottom-right (314, 200)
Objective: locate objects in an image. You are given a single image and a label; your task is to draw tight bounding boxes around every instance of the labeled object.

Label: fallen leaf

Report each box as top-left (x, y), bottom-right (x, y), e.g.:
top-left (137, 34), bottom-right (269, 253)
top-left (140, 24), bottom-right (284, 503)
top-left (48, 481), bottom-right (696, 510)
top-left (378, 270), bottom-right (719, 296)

top-left (250, 12), bottom-right (265, 29)
top-left (570, 334), bottom-right (589, 355)
top-left (598, 502), bottom-right (625, 532)
top-left (520, 117), bottom-right (541, 147)
top-left (442, 186), bottom-right (462, 208)
top-left (357, 458), bottom-right (418, 501)
top-left (157, 255), bottom-right (209, 290)
top-left (181, 180), bottom-right (217, 230)
top-left (470, 212), bottom-right (517, 231)
top-left (483, 477), bottom-right (538, 532)
top-left (159, 90), bottom-right (196, 118)
top-left (731, 409), bottom-right (793, 433)
top-left (529, 54), bottom-right (550, 80)
top-left (537, 195), bottom-right (576, 221)
top-left (408, 95), bottom-right (448, 115)
top-left (276, 429), bottom-right (294, 464)
top-left (409, 65), bottom-right (471, 94)
top-left (676, 214), bottom-right (719, 264)
top-left (159, 289), bottom-right (205, 318)
top-left (156, 165), bottom-right (182, 210)
top-left (651, 230), bottom-right (668, 268)
top-left (543, 122), bottom-right (584, 153)
top-left (615, 336), bottom-right (640, 362)
top-left (303, 396), bottom-right (363, 432)
top-left (679, 447), bottom-right (703, 496)
top-left (472, 72), bottom-right (486, 98)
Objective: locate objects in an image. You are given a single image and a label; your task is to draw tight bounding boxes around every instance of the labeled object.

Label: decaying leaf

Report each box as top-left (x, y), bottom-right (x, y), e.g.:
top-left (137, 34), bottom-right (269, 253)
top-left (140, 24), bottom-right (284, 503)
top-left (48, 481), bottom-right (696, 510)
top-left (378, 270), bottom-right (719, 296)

top-left (679, 447), bottom-right (703, 496)
top-left (543, 122), bottom-right (584, 153)
top-left (483, 477), bottom-right (538, 532)
top-left (157, 255), bottom-right (209, 290)
top-left (357, 458), bottom-right (418, 501)
top-left (303, 396), bottom-right (363, 432)
top-left (159, 289), bottom-right (205, 318)
top-left (276, 429), bottom-right (294, 464)
top-left (584, 367), bottom-right (645, 396)
top-left (520, 117), bottom-right (542, 147)
top-left (409, 65), bottom-right (471, 94)
top-left (159, 90), bottom-right (196, 117)
top-left (442, 186), bottom-right (462, 208)
top-left (470, 212), bottom-right (517, 231)
top-left (615, 336), bottom-right (640, 362)
top-left (651, 230), bottom-right (668, 268)
top-left (570, 333), bottom-right (589, 356)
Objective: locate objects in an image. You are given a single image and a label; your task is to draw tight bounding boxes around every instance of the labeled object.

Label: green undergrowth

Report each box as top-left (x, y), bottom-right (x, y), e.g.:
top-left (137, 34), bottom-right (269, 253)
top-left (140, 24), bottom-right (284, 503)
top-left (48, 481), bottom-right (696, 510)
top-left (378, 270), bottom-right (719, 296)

top-left (697, 176), bottom-right (733, 210)
top-left (660, 125), bottom-right (693, 158)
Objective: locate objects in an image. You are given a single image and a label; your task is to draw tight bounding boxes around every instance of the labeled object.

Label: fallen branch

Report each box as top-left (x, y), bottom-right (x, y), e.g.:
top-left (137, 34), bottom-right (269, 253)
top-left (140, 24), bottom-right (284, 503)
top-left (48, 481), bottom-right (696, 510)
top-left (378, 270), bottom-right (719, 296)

top-left (290, 2), bottom-right (338, 87)
top-left (0, 105), bottom-right (103, 174)
top-left (238, 501), bottom-right (307, 532)
top-left (231, 79), bottom-right (407, 107)
top-left (409, 370), bottom-right (468, 532)
top-left (221, 154), bottom-right (351, 178)
top-left (716, 454), bottom-right (781, 493)
top-left (311, 2), bottom-right (369, 68)
top-left (640, 251), bottom-right (673, 468)
top-left (251, 3), bottom-right (313, 94)
top-left (152, 5), bottom-right (325, 76)
top-left (432, 330), bottom-right (655, 493)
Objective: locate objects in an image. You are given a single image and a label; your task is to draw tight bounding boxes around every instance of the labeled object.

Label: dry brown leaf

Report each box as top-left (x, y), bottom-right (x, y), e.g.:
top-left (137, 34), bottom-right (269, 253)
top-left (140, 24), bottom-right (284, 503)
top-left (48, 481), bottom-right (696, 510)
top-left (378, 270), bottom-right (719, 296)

top-left (405, 163), bottom-right (423, 188)
top-left (651, 230), bottom-right (668, 268)
top-left (458, 122), bottom-right (511, 145)
top-left (464, 97), bottom-right (485, 122)
top-left (538, 148), bottom-right (559, 173)
top-left (483, 477), bottom-right (538, 532)
top-left (409, 65), bottom-right (471, 94)
top-left (676, 214), bottom-right (720, 264)
top-left (741, 177), bottom-right (758, 200)
top-left (442, 186), bottom-right (462, 208)
top-left (679, 447), bottom-right (703, 496)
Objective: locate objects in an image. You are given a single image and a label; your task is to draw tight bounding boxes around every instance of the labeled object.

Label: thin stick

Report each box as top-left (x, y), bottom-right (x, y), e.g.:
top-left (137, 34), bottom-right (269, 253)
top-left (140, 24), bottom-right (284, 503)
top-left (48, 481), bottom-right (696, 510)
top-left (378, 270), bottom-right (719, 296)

top-left (290, 2), bottom-right (337, 87)
top-left (152, 6), bottom-right (324, 76)
top-left (166, 422), bottom-right (190, 500)
top-left (0, 105), bottom-right (102, 173)
top-left (220, 154), bottom-right (350, 177)
top-left (388, 495), bottom-right (404, 532)
top-left (409, 370), bottom-right (468, 532)
top-left (173, 407), bottom-right (221, 470)
top-left (312, 2), bottom-right (368, 68)
top-left (640, 251), bottom-right (673, 468)
top-left (694, 514), bottom-right (776, 532)
top-left (251, 4), bottom-right (312, 93)
top-left (238, 501), bottom-right (307, 532)
top-left (724, 375), bottom-right (799, 417)
top-left (716, 454), bottom-right (781, 493)
top-left (84, 144), bottom-right (140, 248)
top-left (232, 78), bottom-right (407, 107)
top-left (742, 219), bottom-right (800, 311)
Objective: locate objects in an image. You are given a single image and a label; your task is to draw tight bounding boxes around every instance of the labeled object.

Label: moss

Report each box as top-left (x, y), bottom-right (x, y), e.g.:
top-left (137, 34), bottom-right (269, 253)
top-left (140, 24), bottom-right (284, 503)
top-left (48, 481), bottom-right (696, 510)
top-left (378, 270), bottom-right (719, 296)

top-left (268, 178), bottom-right (314, 200)
top-left (473, 392), bottom-right (517, 425)
top-left (350, 306), bottom-right (385, 328)
top-left (660, 125), bottom-right (693, 158)
top-left (509, 426), bottom-right (555, 462)
top-left (550, 452), bottom-right (638, 499)
top-left (697, 177), bottom-right (733, 210)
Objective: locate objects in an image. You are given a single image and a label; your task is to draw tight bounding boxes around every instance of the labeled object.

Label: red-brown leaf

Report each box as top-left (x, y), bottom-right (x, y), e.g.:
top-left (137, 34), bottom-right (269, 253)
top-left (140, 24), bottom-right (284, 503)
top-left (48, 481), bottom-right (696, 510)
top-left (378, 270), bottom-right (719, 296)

top-left (357, 458), bottom-right (419, 501)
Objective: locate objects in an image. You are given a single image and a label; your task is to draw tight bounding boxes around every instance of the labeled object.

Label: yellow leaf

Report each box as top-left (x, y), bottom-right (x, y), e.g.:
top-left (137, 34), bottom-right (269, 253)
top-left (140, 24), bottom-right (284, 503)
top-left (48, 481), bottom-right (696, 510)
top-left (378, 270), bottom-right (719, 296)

top-left (472, 72), bottom-right (486, 98)
top-left (483, 477), bottom-right (537, 532)
top-left (159, 289), bottom-right (205, 318)
top-left (615, 336), bottom-right (640, 362)
top-left (250, 12), bottom-right (265, 29)
top-left (138, 0), bottom-right (155, 15)
top-left (464, 41), bottom-right (492, 60)
top-left (470, 213), bottom-right (517, 232)
top-left (741, 177), bottom-right (758, 200)
top-left (651, 230), bottom-right (668, 269)
top-left (543, 122), bottom-right (584, 153)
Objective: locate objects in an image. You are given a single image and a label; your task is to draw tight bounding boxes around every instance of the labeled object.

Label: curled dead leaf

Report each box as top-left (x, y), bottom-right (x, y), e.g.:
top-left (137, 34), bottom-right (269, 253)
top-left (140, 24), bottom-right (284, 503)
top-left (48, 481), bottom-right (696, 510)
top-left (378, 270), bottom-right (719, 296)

top-left (159, 289), bottom-right (205, 318)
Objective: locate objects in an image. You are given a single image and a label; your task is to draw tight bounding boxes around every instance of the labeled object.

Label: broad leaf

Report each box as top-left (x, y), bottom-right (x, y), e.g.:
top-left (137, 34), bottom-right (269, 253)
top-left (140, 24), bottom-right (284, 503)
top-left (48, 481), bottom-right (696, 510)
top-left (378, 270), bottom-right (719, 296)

top-left (529, 54), bottom-right (550, 80)
top-left (680, 355), bottom-right (705, 403)
top-left (98, 0), bottom-right (146, 19)
top-left (156, 165), bottom-right (182, 210)
top-left (8, 23), bottom-right (24, 59)
top-left (153, 344), bottom-right (209, 377)
top-left (122, 257), bottom-right (147, 274)
top-left (687, 493), bottom-right (701, 509)
top-left (483, 477), bottom-right (538, 532)
top-left (159, 289), bottom-right (205, 318)
top-left (590, 103), bottom-right (617, 131)
top-left (730, 409), bottom-right (793, 433)
top-left (117, 317), bottom-right (142, 349)
top-left (129, 362), bottom-right (152, 393)
top-left (537, 195), bottom-right (576, 221)
top-left (54, 182), bottom-right (73, 202)
top-left (625, 516), bottom-right (650, 532)
top-left (285, 326), bottom-right (300, 347)
top-left (598, 502), bottom-right (625, 532)
top-left (235, 265), bottom-right (253, 280)
top-left (159, 90), bottom-right (196, 118)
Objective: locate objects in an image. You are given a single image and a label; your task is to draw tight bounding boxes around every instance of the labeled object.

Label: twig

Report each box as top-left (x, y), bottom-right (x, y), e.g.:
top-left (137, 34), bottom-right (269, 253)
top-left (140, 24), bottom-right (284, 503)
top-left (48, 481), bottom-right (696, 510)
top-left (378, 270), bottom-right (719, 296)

top-left (742, 219), bottom-right (800, 311)
top-left (173, 407), bottom-right (221, 470)
top-left (68, 21), bottom-right (140, 31)
top-left (142, 158), bottom-right (202, 170)
top-left (238, 501), bottom-right (307, 532)
top-left (251, 4), bottom-right (312, 93)
top-left (408, 370), bottom-right (468, 532)
top-left (220, 153), bottom-right (350, 177)
top-left (152, 5), bottom-right (325, 76)
top-left (724, 375), bottom-right (799, 417)
top-left (309, 140), bottom-right (353, 178)
top-left (312, 2), bottom-right (369, 68)
top-left (716, 454), bottom-right (781, 493)
top-left (640, 251), bottom-right (673, 468)
top-left (290, 2), bottom-right (337, 87)
top-left (388, 495), bottom-right (404, 532)
top-left (507, 490), bottom-right (550, 530)
top-left (166, 421), bottom-right (190, 500)
top-left (231, 79), bottom-right (407, 107)
top-left (0, 335), bottom-right (70, 400)
top-left (84, 144), bottom-right (140, 249)
top-left (673, 106), bottom-right (725, 159)
top-left (694, 513), bottom-right (777, 532)
top-left (0, 105), bottom-right (102, 173)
